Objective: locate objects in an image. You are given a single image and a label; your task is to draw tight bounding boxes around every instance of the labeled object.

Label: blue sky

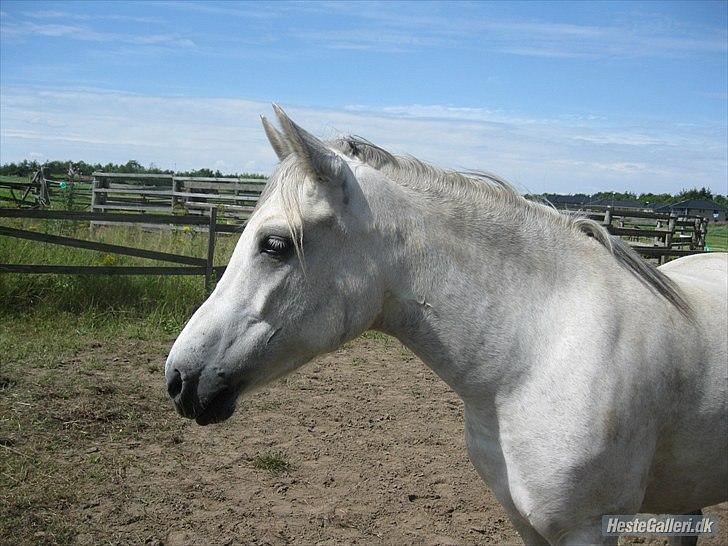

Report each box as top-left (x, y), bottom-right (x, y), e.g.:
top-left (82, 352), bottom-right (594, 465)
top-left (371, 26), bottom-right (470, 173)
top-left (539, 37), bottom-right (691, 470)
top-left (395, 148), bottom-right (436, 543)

top-left (1, 0), bottom-right (726, 194)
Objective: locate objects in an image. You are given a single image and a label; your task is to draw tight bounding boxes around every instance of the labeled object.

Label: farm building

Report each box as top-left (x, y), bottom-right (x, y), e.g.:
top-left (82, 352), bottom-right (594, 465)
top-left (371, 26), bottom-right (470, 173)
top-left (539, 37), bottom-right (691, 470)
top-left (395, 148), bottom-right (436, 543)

top-left (541, 195), bottom-right (653, 212)
top-left (655, 199), bottom-right (726, 222)
top-left (587, 198), bottom-right (649, 210)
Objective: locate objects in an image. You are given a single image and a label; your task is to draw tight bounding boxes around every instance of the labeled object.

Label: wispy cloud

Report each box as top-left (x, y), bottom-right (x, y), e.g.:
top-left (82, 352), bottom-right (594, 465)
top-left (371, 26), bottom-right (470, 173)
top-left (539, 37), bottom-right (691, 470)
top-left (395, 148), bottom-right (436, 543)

top-left (287, 5), bottom-right (727, 58)
top-left (1, 21), bottom-right (195, 49)
top-left (20, 10), bottom-right (70, 18)
top-left (701, 91), bottom-right (728, 101)
top-left (293, 28), bottom-right (447, 53)
top-left (5, 2), bottom-right (725, 60)
top-left (1, 86), bottom-right (725, 195)
top-left (159, 1), bottom-right (279, 19)
top-left (19, 9), bottom-right (162, 24)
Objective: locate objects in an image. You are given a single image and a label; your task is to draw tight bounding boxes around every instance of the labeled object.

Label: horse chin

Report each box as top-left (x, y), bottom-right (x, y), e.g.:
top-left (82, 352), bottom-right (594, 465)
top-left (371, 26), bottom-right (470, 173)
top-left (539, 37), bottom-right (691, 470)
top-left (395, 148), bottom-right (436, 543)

top-left (194, 387), bottom-right (240, 426)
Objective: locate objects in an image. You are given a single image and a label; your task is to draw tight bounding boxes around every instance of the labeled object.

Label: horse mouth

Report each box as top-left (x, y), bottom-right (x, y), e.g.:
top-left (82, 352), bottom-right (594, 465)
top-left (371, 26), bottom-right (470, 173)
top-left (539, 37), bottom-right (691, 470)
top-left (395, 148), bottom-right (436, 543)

top-left (193, 387), bottom-right (240, 426)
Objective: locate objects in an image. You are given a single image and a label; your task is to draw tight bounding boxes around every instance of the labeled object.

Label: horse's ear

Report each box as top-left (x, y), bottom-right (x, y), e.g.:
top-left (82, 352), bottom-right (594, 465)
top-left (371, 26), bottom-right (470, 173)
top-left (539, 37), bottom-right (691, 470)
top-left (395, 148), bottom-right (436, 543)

top-left (272, 103), bottom-right (350, 184)
top-left (261, 115), bottom-right (291, 161)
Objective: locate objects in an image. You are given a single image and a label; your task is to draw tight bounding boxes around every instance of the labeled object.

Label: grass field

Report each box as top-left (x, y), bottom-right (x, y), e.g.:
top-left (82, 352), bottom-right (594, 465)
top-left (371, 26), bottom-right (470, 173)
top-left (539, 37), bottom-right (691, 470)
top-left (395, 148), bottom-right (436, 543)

top-left (0, 174), bottom-right (93, 211)
top-left (706, 223), bottom-right (728, 251)
top-left (0, 175), bottom-right (27, 183)
top-left (0, 218), bottom-right (240, 332)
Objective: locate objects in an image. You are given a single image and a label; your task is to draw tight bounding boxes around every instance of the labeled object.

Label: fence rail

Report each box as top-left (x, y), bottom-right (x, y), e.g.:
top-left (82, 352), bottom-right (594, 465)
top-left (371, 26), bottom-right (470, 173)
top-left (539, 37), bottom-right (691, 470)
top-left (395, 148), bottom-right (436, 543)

top-left (569, 206), bottom-right (708, 263)
top-left (0, 208), bottom-right (230, 292)
top-left (2, 204), bottom-right (710, 293)
top-left (0, 169), bottom-right (93, 209)
top-left (0, 170), bottom-right (268, 227)
top-left (91, 172), bottom-right (267, 224)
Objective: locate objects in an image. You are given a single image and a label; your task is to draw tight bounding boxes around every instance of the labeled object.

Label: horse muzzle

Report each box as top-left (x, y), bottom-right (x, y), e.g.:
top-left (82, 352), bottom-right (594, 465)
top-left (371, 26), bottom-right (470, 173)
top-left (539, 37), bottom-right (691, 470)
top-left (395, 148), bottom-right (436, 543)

top-left (165, 364), bottom-right (242, 426)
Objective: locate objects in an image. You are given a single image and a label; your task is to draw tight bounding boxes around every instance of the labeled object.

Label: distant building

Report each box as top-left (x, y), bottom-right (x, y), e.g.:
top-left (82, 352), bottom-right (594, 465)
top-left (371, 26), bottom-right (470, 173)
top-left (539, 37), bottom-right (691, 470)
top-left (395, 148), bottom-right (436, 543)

top-left (588, 198), bottom-right (649, 210)
top-left (540, 195), bottom-right (653, 211)
top-left (655, 199), bottom-right (726, 222)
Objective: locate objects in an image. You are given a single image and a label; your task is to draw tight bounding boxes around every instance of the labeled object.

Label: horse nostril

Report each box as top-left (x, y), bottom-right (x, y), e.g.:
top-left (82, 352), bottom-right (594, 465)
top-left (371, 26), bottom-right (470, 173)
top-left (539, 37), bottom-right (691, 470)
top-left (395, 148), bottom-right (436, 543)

top-left (167, 368), bottom-right (183, 398)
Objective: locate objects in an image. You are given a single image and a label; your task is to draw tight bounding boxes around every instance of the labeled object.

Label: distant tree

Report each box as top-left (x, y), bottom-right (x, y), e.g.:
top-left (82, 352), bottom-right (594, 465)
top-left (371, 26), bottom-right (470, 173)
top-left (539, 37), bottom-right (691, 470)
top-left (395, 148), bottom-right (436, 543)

top-left (591, 191), bottom-right (638, 201)
top-left (43, 160), bottom-right (68, 175)
top-left (0, 158), bottom-right (270, 178)
top-left (145, 162), bottom-right (173, 175)
top-left (713, 194), bottom-right (728, 209)
top-left (119, 160), bottom-right (145, 174)
top-left (0, 160), bottom-right (40, 177)
top-left (638, 193), bottom-right (674, 205)
top-left (178, 168), bottom-right (215, 177)
top-left (676, 187), bottom-right (713, 201)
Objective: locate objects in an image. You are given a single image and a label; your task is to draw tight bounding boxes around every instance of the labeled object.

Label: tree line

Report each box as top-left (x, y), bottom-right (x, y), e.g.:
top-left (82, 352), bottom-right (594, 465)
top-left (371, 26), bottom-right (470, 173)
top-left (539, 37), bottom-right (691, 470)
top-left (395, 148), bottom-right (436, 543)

top-left (0, 159), bottom-right (265, 179)
top-left (1, 159), bottom-right (725, 208)
top-left (537, 187), bottom-right (727, 209)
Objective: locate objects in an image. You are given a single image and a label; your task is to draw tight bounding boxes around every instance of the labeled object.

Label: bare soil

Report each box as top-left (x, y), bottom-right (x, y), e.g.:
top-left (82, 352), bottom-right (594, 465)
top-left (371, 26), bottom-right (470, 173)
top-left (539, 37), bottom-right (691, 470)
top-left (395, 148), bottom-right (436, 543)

top-left (1, 332), bottom-right (725, 545)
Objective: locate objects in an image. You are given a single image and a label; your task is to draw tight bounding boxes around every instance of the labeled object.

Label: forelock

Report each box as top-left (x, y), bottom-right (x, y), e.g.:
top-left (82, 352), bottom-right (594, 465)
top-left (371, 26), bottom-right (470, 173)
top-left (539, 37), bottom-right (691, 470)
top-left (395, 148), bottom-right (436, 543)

top-left (251, 155), bottom-right (309, 258)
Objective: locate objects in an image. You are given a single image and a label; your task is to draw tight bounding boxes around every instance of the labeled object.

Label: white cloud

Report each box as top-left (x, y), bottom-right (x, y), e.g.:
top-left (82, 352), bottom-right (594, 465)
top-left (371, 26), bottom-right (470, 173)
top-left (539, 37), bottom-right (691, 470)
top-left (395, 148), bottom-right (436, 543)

top-left (701, 91), bottom-right (728, 101)
top-left (20, 10), bottom-right (71, 18)
top-left (0, 21), bottom-right (195, 49)
top-left (281, 6), bottom-right (727, 59)
top-left (5, 3), bottom-right (726, 60)
top-left (0, 86), bottom-right (725, 195)
top-left (19, 10), bottom-right (162, 24)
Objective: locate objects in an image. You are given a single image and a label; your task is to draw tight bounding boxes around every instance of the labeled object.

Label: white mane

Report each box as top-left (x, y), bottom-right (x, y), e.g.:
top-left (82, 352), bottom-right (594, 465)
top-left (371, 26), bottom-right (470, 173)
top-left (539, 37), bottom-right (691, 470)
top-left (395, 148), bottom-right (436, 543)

top-left (329, 136), bottom-right (692, 317)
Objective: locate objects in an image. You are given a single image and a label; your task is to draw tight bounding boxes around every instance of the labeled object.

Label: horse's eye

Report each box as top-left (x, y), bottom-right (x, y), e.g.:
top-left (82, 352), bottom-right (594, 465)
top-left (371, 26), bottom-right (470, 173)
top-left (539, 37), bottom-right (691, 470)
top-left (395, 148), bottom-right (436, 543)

top-left (260, 235), bottom-right (293, 257)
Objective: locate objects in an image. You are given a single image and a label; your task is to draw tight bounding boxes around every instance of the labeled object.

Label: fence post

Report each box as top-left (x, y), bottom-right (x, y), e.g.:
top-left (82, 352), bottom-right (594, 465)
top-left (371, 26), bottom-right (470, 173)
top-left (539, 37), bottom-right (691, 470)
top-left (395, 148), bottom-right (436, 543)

top-left (661, 213), bottom-right (677, 265)
top-left (90, 176), bottom-right (105, 231)
top-left (700, 219), bottom-right (708, 248)
top-left (171, 176), bottom-right (178, 214)
top-left (205, 207), bottom-right (218, 294)
top-left (691, 218), bottom-right (700, 250)
top-left (90, 176), bottom-right (98, 212)
top-left (604, 206), bottom-right (612, 227)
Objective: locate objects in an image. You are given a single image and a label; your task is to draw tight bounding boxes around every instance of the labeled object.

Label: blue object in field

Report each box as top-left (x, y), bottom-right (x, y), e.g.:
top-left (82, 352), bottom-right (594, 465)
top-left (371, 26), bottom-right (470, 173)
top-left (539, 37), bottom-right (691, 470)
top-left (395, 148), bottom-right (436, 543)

top-left (59, 181), bottom-right (68, 189)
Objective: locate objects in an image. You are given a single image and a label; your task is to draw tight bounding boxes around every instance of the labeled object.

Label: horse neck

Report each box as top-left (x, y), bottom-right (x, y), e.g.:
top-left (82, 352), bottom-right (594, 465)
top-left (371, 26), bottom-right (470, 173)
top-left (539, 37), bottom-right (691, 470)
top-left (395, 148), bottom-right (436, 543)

top-left (367, 179), bottom-right (583, 403)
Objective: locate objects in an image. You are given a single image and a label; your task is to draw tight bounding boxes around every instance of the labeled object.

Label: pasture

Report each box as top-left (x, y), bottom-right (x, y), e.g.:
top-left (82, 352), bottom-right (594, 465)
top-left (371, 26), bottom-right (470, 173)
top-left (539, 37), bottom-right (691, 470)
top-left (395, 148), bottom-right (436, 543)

top-left (1, 218), bottom-right (726, 545)
top-left (706, 224), bottom-right (728, 251)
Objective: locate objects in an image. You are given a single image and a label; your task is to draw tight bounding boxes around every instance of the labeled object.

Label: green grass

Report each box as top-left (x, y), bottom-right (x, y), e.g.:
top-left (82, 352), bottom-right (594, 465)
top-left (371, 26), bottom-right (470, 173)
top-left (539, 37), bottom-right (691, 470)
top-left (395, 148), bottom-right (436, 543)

top-left (0, 218), bottom-right (240, 325)
top-left (0, 175), bottom-right (93, 210)
top-left (706, 223), bottom-right (728, 251)
top-left (250, 452), bottom-right (293, 475)
top-left (0, 175), bottom-right (27, 183)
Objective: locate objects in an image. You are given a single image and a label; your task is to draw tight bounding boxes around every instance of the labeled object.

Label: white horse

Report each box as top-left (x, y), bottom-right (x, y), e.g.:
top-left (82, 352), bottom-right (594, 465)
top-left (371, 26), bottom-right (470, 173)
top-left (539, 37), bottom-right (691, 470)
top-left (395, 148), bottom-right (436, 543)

top-left (165, 106), bottom-right (727, 545)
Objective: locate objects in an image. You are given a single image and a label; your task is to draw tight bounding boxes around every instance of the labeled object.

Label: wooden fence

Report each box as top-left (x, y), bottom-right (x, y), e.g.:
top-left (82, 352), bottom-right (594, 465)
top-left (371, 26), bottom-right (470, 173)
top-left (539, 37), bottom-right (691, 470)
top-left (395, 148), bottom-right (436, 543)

top-left (0, 168), bottom-right (93, 209)
top-left (91, 172), bottom-right (267, 225)
top-left (0, 208), bottom-right (237, 292)
top-left (573, 206), bottom-right (708, 263)
top-left (1, 181), bottom-right (711, 292)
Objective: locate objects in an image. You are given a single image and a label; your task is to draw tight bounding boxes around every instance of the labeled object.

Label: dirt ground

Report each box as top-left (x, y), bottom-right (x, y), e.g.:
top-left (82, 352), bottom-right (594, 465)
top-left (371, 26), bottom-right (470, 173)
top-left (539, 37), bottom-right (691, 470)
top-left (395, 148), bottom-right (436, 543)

top-left (2, 331), bottom-right (726, 545)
